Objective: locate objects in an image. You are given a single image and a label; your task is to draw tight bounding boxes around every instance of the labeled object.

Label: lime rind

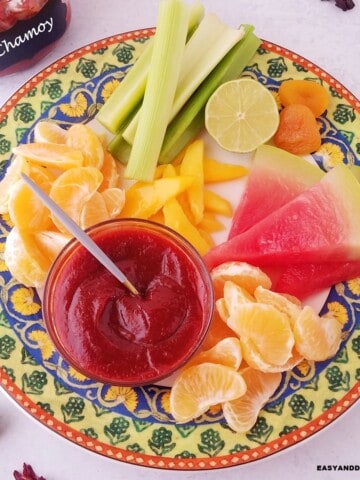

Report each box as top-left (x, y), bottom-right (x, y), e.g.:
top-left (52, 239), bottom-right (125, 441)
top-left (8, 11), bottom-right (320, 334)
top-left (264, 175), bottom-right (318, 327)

top-left (205, 78), bottom-right (280, 153)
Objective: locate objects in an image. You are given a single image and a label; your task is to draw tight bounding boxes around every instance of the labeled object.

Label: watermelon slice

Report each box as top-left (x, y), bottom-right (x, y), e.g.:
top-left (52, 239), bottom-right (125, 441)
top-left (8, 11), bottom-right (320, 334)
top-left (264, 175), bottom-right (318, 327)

top-left (228, 144), bottom-right (324, 238)
top-left (205, 163), bottom-right (360, 270)
top-left (272, 261), bottom-right (360, 299)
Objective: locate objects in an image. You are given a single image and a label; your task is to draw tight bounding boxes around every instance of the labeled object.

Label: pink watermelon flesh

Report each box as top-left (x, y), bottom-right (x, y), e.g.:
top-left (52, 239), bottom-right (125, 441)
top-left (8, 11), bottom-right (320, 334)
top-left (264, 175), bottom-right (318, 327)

top-left (228, 144), bottom-right (324, 238)
top-left (205, 163), bottom-right (360, 270)
top-left (272, 261), bottom-right (360, 299)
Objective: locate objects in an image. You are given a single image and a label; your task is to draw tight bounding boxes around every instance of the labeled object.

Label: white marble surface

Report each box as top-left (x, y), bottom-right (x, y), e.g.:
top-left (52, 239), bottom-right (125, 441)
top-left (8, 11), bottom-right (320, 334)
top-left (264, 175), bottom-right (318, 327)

top-left (0, 0), bottom-right (360, 478)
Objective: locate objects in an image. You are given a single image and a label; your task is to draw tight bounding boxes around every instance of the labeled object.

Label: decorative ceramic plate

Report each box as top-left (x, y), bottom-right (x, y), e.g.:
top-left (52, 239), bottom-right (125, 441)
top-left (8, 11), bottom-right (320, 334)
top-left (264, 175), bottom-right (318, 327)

top-left (0, 28), bottom-right (360, 470)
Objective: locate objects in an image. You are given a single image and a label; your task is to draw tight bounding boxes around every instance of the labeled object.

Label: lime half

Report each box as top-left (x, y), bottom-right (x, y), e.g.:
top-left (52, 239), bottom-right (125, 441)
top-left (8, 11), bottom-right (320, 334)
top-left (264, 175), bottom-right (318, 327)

top-left (205, 78), bottom-right (280, 153)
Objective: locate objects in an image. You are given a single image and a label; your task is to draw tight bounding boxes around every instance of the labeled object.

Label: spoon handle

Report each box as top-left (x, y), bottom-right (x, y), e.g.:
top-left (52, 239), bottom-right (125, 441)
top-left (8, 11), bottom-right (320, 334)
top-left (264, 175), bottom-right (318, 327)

top-left (21, 173), bottom-right (139, 295)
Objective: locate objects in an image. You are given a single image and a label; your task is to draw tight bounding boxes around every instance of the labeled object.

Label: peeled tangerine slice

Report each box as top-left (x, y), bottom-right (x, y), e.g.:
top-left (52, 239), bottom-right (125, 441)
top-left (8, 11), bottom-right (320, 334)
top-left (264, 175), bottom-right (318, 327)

top-left (12, 143), bottom-right (84, 170)
top-left (187, 337), bottom-right (242, 370)
top-left (210, 261), bottom-right (272, 299)
top-left (226, 302), bottom-right (295, 367)
top-left (253, 285), bottom-right (302, 327)
top-left (33, 121), bottom-right (67, 144)
top-left (8, 164), bottom-right (56, 232)
top-left (0, 156), bottom-right (29, 214)
top-left (293, 306), bottom-right (343, 361)
top-left (223, 280), bottom-right (255, 316)
top-left (4, 227), bottom-right (51, 288)
top-left (170, 363), bottom-right (247, 423)
top-left (66, 124), bottom-right (105, 170)
top-left (34, 231), bottom-right (72, 264)
top-left (80, 188), bottom-right (125, 230)
top-left (49, 166), bottom-right (103, 233)
top-left (8, 179), bottom-right (53, 231)
top-left (240, 336), bottom-right (304, 373)
top-left (223, 367), bottom-right (282, 432)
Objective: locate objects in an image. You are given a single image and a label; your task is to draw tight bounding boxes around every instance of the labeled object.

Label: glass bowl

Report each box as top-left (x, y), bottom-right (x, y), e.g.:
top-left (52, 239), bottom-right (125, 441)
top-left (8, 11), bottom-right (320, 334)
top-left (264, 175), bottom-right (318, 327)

top-left (43, 218), bottom-right (214, 386)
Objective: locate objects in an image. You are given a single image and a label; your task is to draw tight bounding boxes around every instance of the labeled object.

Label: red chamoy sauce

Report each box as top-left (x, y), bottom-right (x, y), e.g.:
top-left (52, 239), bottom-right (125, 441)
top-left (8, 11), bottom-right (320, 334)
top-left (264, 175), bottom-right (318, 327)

top-left (43, 219), bottom-right (214, 385)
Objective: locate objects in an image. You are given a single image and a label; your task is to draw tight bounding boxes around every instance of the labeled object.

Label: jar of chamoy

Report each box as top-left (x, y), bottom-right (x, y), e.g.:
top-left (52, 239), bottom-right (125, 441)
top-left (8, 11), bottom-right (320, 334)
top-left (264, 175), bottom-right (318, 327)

top-left (0, 0), bottom-right (71, 76)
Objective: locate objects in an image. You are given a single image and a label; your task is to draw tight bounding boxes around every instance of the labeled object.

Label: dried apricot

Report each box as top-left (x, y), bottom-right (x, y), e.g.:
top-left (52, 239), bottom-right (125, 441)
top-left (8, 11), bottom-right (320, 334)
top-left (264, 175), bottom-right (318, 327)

top-left (273, 104), bottom-right (322, 155)
top-left (278, 79), bottom-right (329, 117)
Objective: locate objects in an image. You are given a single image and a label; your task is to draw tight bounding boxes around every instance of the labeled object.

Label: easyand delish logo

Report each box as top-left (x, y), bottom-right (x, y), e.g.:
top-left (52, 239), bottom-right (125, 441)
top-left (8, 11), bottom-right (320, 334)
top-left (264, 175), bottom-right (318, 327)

top-left (317, 465), bottom-right (359, 471)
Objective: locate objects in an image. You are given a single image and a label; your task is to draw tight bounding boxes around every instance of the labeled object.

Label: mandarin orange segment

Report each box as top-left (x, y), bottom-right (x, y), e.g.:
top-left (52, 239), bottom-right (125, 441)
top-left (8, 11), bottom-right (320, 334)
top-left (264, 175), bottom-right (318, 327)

top-left (34, 230), bottom-right (72, 263)
top-left (201, 310), bottom-right (236, 350)
top-left (240, 336), bottom-right (303, 372)
top-left (101, 188), bottom-right (125, 217)
top-left (211, 261), bottom-right (272, 298)
top-left (8, 164), bottom-right (56, 232)
top-left (223, 280), bottom-right (255, 316)
top-left (188, 337), bottom-right (242, 370)
top-left (8, 180), bottom-right (53, 231)
top-left (223, 367), bottom-right (281, 432)
top-left (80, 191), bottom-right (110, 230)
top-left (49, 166), bottom-right (103, 233)
top-left (254, 286), bottom-right (301, 327)
top-left (66, 124), bottom-right (104, 169)
top-left (0, 156), bottom-right (30, 214)
top-left (278, 79), bottom-right (329, 117)
top-left (293, 306), bottom-right (343, 361)
top-left (227, 303), bottom-right (294, 366)
top-left (28, 164), bottom-right (56, 187)
top-left (99, 151), bottom-right (122, 191)
top-left (33, 121), bottom-right (67, 144)
top-left (169, 362), bottom-right (247, 423)
top-left (12, 143), bottom-right (84, 170)
top-left (4, 227), bottom-right (51, 288)
top-left (215, 298), bottom-right (230, 322)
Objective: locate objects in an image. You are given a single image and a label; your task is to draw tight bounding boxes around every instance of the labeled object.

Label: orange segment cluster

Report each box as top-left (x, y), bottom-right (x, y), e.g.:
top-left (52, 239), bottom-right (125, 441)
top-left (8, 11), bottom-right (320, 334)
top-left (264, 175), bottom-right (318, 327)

top-left (2, 121), bottom-right (125, 288)
top-left (169, 261), bottom-right (343, 432)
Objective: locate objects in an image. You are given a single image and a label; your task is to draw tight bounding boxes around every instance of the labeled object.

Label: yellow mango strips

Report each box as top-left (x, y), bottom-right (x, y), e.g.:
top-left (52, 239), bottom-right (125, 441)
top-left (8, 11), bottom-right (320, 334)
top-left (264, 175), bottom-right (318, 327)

top-left (1, 121), bottom-right (248, 288)
top-left (203, 157), bottom-right (248, 183)
top-left (119, 176), bottom-right (195, 219)
top-left (123, 136), bottom-right (247, 253)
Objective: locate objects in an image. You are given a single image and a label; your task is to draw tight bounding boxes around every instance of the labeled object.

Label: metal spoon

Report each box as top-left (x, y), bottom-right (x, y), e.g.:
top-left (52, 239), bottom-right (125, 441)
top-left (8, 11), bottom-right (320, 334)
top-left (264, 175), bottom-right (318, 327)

top-left (21, 173), bottom-right (139, 296)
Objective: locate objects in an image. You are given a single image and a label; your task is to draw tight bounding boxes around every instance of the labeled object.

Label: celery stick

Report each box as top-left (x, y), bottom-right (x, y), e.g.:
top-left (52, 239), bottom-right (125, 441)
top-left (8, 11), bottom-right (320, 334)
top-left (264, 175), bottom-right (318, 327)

top-left (186, 1), bottom-right (205, 38)
top-left (123, 13), bottom-right (245, 145)
top-left (96, 41), bottom-right (152, 134)
top-left (159, 27), bottom-right (261, 164)
top-left (124, 0), bottom-right (189, 181)
top-left (96, 1), bottom-right (204, 134)
top-left (108, 131), bottom-right (132, 163)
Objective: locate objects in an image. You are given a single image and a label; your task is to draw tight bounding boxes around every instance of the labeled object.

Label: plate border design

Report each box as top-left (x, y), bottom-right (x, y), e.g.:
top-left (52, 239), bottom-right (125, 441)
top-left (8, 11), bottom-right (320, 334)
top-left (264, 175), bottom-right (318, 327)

top-left (0, 28), bottom-right (360, 470)
top-left (1, 369), bottom-right (359, 469)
